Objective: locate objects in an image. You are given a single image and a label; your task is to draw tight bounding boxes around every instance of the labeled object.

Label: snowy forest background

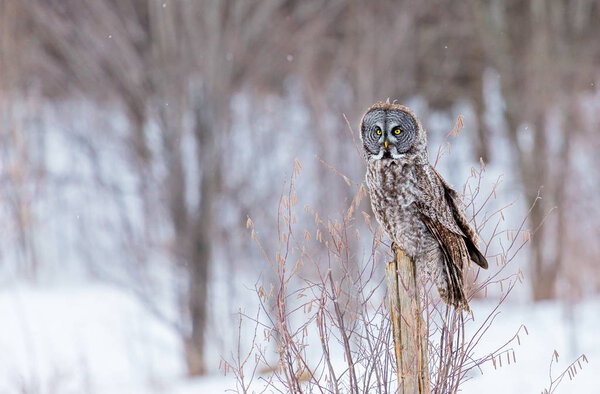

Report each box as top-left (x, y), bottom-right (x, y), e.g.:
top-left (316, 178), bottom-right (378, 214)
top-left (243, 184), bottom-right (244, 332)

top-left (1, 1), bottom-right (600, 393)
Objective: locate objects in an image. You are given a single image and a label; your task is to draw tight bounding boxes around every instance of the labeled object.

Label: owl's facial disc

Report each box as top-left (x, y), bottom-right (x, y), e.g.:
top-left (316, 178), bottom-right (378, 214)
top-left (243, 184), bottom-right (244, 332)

top-left (361, 107), bottom-right (418, 161)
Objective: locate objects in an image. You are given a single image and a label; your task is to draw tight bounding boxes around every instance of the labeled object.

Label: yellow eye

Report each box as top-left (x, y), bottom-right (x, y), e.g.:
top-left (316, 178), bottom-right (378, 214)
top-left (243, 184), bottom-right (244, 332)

top-left (375, 128), bottom-right (382, 135)
top-left (394, 128), bottom-right (402, 135)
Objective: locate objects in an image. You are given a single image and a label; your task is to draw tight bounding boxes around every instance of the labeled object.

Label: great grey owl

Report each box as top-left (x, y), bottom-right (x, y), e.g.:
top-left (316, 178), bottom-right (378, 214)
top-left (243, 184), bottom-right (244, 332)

top-left (360, 102), bottom-right (488, 310)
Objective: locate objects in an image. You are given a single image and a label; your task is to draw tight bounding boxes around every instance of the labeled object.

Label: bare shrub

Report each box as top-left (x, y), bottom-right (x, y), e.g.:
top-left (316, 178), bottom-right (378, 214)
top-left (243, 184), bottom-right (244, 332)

top-left (541, 351), bottom-right (588, 394)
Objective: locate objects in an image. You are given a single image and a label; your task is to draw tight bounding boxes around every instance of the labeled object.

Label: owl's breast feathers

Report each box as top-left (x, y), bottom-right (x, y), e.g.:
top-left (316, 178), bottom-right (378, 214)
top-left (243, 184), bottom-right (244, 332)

top-left (365, 159), bottom-right (429, 256)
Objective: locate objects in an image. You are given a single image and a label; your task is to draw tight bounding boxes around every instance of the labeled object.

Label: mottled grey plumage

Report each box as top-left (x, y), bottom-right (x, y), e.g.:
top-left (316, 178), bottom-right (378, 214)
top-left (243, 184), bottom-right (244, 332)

top-left (360, 102), bottom-right (488, 310)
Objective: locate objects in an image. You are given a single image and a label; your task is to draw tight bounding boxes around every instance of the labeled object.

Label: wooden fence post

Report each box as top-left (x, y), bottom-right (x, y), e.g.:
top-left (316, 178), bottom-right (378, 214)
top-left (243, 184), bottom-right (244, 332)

top-left (385, 245), bottom-right (430, 393)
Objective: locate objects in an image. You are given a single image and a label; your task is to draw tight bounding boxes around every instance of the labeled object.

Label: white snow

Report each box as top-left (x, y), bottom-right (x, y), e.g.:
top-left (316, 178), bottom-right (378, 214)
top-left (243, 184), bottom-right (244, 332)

top-left (0, 285), bottom-right (596, 393)
top-left (463, 300), bottom-right (598, 393)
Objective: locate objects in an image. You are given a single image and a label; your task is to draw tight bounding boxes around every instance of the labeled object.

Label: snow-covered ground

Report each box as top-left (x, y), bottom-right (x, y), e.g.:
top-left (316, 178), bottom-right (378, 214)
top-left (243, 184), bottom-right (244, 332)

top-left (0, 284), bottom-right (597, 393)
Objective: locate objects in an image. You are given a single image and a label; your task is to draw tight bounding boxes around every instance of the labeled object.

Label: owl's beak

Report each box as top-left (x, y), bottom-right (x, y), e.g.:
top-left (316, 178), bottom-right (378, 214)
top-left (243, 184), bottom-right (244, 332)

top-left (384, 141), bottom-right (389, 149)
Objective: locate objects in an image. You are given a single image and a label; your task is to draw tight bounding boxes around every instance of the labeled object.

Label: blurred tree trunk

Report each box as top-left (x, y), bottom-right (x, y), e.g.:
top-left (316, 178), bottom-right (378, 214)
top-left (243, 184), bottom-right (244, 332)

top-left (471, 68), bottom-right (489, 163)
top-left (0, 0), bottom-right (41, 280)
top-left (528, 114), bottom-right (554, 300)
top-left (550, 102), bottom-right (574, 297)
top-left (504, 102), bottom-right (558, 301)
top-left (183, 100), bottom-right (221, 376)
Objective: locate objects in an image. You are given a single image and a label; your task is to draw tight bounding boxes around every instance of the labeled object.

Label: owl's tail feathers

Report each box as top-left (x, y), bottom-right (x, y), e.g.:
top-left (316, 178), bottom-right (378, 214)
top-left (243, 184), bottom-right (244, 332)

top-left (438, 287), bottom-right (471, 312)
top-left (465, 238), bottom-right (489, 269)
top-left (437, 253), bottom-right (472, 312)
top-left (439, 274), bottom-right (471, 313)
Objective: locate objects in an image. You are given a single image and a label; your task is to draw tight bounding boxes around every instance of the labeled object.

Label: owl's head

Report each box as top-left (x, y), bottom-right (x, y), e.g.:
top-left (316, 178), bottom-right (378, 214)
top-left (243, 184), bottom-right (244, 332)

top-left (360, 102), bottom-right (426, 162)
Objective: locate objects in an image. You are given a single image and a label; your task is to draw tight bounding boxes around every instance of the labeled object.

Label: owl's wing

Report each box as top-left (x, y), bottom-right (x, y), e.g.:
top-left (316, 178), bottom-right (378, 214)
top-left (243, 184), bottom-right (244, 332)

top-left (417, 208), bottom-right (470, 309)
top-left (418, 166), bottom-right (488, 269)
